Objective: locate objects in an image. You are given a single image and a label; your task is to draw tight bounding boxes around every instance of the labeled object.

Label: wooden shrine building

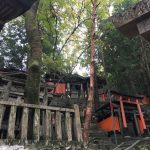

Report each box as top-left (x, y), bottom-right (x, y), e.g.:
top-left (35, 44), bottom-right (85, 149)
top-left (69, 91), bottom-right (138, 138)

top-left (0, 69), bottom-right (83, 143)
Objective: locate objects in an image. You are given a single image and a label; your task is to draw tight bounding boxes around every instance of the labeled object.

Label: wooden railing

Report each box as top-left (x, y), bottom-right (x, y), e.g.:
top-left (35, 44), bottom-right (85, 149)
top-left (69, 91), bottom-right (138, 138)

top-left (0, 101), bottom-right (83, 144)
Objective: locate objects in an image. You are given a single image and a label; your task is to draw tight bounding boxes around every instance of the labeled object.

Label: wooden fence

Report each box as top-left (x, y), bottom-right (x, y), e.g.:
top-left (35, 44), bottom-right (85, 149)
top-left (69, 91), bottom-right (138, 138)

top-left (0, 101), bottom-right (83, 144)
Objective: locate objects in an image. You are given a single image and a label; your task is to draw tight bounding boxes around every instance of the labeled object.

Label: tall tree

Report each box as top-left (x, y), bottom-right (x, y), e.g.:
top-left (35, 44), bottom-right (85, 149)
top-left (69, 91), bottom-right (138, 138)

top-left (24, 0), bottom-right (42, 104)
top-left (83, 0), bottom-right (97, 146)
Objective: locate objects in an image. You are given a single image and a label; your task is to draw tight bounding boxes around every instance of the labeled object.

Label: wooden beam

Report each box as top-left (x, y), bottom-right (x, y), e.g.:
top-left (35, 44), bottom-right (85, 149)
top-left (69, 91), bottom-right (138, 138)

top-left (110, 0), bottom-right (150, 37)
top-left (0, 100), bottom-right (74, 113)
top-left (136, 100), bottom-right (146, 130)
top-left (55, 111), bottom-right (62, 140)
top-left (0, 105), bottom-right (5, 129)
top-left (7, 106), bottom-right (17, 141)
top-left (73, 104), bottom-right (82, 142)
top-left (133, 113), bottom-right (141, 136)
top-left (117, 108), bottom-right (124, 136)
top-left (111, 0), bottom-right (150, 28)
top-left (137, 17), bottom-right (150, 41)
top-left (33, 109), bottom-right (40, 143)
top-left (119, 97), bottom-right (127, 128)
top-left (21, 107), bottom-right (29, 143)
top-left (65, 112), bottom-right (72, 141)
top-left (45, 110), bottom-right (51, 145)
top-left (3, 81), bottom-right (12, 101)
top-left (125, 140), bottom-right (140, 150)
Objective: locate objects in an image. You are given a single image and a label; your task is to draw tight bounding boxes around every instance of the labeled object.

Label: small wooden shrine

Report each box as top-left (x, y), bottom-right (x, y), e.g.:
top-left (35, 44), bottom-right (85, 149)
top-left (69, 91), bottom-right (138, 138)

top-left (96, 91), bottom-right (150, 137)
top-left (0, 69), bottom-right (83, 144)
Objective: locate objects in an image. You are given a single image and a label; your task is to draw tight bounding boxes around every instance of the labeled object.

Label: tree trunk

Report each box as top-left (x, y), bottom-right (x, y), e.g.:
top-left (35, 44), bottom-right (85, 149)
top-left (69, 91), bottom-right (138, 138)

top-left (24, 0), bottom-right (42, 104)
top-left (83, 0), bottom-right (96, 146)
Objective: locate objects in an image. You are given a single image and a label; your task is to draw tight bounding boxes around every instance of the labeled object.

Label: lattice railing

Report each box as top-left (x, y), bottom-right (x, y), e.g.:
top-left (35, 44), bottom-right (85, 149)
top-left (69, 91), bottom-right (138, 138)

top-left (0, 101), bottom-right (82, 144)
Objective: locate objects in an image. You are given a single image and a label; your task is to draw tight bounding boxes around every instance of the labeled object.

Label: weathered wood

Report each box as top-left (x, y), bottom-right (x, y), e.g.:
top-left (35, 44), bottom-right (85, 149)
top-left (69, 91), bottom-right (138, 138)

top-left (137, 17), bottom-right (150, 41)
top-left (7, 106), bottom-right (17, 140)
top-left (43, 86), bottom-right (48, 105)
top-left (110, 0), bottom-right (150, 38)
top-left (55, 111), bottom-right (62, 140)
top-left (117, 108), bottom-right (124, 136)
top-left (45, 110), bottom-right (51, 144)
top-left (21, 107), bottom-right (29, 143)
top-left (3, 81), bottom-right (12, 101)
top-left (33, 109), bottom-right (40, 143)
top-left (0, 100), bottom-right (74, 112)
top-left (125, 140), bottom-right (140, 150)
top-left (65, 112), bottom-right (72, 141)
top-left (0, 105), bottom-right (5, 129)
top-left (133, 113), bottom-right (141, 136)
top-left (111, 0), bottom-right (150, 28)
top-left (73, 104), bottom-right (82, 142)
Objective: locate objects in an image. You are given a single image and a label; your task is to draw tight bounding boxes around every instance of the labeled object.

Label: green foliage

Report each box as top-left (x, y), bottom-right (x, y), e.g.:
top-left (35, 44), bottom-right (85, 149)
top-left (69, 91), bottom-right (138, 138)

top-left (0, 18), bottom-right (28, 70)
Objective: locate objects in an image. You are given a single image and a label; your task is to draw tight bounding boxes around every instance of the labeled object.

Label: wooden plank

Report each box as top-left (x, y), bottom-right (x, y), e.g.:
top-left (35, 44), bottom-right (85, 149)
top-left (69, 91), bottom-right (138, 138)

top-left (0, 105), bottom-right (5, 129)
top-left (117, 108), bottom-right (124, 136)
top-left (0, 100), bottom-right (74, 113)
top-left (134, 113), bottom-right (141, 136)
top-left (7, 105), bottom-right (17, 140)
top-left (125, 140), bottom-right (140, 150)
top-left (55, 111), bottom-right (62, 140)
top-left (65, 112), bottom-right (72, 141)
top-left (21, 107), bottom-right (29, 143)
top-left (137, 18), bottom-right (150, 41)
top-left (111, 0), bottom-right (150, 28)
top-left (43, 86), bottom-right (48, 105)
top-left (73, 104), bottom-right (82, 142)
top-left (3, 81), bottom-right (12, 101)
top-left (45, 110), bottom-right (51, 145)
top-left (137, 17), bottom-right (150, 35)
top-left (113, 142), bottom-right (125, 150)
top-left (33, 109), bottom-right (40, 143)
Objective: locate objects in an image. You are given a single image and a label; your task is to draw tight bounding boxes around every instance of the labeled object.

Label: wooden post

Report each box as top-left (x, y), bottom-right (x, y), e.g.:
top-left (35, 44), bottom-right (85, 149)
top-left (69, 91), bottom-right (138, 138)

top-left (3, 81), bottom-right (12, 101)
top-left (65, 112), bottom-right (72, 141)
top-left (0, 105), bottom-right (5, 129)
top-left (21, 107), bottom-right (29, 143)
top-left (44, 85), bottom-right (48, 105)
top-left (45, 110), bottom-right (51, 145)
top-left (133, 113), bottom-right (141, 136)
top-left (119, 97), bottom-right (127, 128)
top-left (55, 111), bottom-right (62, 140)
top-left (7, 106), bottom-right (17, 141)
top-left (74, 104), bottom-right (82, 142)
top-left (136, 100), bottom-right (146, 130)
top-left (33, 108), bottom-right (40, 143)
top-left (118, 108), bottom-right (124, 136)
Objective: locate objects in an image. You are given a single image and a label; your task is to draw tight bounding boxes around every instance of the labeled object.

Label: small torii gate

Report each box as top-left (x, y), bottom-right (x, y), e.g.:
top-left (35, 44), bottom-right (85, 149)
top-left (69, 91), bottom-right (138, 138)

top-left (110, 0), bottom-right (150, 41)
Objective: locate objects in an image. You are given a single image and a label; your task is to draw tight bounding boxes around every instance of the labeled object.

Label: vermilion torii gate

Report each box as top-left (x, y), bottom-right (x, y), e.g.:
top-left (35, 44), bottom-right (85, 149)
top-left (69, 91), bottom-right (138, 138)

top-left (0, 0), bottom-right (37, 31)
top-left (111, 0), bottom-right (150, 42)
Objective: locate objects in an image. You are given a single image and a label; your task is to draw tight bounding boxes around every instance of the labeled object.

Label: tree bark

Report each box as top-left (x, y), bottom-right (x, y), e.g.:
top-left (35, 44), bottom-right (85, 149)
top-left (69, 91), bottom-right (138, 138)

top-left (83, 0), bottom-right (96, 146)
top-left (24, 0), bottom-right (42, 104)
